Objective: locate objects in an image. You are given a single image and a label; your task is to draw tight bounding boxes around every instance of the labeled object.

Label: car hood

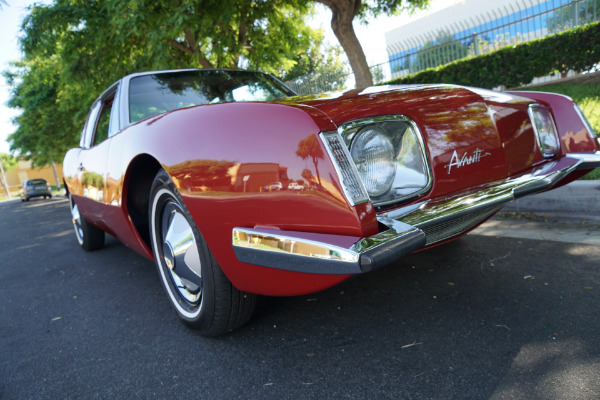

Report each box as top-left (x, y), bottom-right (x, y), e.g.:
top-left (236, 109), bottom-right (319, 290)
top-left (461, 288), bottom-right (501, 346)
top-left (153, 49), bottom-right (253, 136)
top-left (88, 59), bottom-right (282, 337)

top-left (277, 84), bottom-right (540, 199)
top-left (278, 84), bottom-right (533, 128)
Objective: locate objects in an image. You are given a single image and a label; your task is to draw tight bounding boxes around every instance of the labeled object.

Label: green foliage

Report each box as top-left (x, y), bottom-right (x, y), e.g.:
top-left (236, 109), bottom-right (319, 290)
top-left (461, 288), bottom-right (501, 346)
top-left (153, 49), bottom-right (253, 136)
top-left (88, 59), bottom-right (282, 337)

top-left (412, 31), bottom-right (468, 72)
top-left (283, 36), bottom-right (349, 93)
top-left (105, 0), bottom-right (319, 73)
top-left (548, 0), bottom-right (600, 34)
top-left (81, 171), bottom-right (104, 188)
top-left (6, 0), bottom-right (330, 167)
top-left (385, 22), bottom-right (600, 89)
top-left (357, 0), bottom-right (430, 19)
top-left (5, 56), bottom-right (81, 168)
top-left (0, 153), bottom-right (17, 172)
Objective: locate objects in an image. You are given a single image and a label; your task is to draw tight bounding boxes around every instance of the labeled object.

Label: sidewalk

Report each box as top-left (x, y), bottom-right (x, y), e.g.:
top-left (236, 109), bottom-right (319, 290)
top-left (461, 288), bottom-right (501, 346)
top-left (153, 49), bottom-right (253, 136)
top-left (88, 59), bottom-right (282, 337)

top-left (474, 180), bottom-right (600, 244)
top-left (502, 180), bottom-right (600, 220)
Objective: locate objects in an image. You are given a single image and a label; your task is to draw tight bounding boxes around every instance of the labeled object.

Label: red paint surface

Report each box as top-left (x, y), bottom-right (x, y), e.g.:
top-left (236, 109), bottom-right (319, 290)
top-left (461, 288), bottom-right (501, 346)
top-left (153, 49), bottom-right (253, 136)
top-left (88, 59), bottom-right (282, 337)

top-left (509, 91), bottom-right (599, 153)
top-left (64, 84), bottom-right (593, 297)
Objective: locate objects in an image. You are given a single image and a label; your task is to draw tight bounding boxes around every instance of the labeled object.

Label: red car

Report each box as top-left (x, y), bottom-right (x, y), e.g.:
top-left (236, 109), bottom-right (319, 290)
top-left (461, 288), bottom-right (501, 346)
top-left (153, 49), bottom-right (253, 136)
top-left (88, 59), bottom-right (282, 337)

top-left (63, 69), bottom-right (600, 336)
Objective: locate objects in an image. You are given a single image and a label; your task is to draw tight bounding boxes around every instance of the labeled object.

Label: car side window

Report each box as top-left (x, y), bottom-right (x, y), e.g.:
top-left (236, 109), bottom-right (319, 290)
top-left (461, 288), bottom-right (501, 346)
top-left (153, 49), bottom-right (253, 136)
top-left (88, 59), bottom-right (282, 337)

top-left (80, 84), bottom-right (120, 148)
top-left (94, 97), bottom-right (113, 145)
top-left (108, 85), bottom-right (121, 136)
top-left (81, 101), bottom-right (102, 148)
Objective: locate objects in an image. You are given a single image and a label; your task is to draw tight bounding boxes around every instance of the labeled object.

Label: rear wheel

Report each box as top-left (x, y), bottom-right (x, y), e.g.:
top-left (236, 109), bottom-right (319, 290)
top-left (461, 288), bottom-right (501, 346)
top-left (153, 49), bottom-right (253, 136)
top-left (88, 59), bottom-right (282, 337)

top-left (149, 169), bottom-right (256, 336)
top-left (70, 195), bottom-right (105, 251)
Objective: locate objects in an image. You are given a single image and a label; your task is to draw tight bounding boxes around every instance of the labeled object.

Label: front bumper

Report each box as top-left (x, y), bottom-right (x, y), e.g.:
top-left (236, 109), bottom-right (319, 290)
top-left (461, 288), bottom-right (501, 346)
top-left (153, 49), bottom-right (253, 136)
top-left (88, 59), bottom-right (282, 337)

top-left (232, 152), bottom-right (600, 275)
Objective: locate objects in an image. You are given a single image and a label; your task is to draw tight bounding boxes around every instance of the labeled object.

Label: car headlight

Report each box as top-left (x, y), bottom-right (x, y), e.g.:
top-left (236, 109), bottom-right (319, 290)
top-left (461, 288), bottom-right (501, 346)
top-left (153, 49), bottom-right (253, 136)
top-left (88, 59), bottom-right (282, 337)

top-left (528, 104), bottom-right (560, 158)
top-left (340, 116), bottom-right (431, 207)
top-left (350, 126), bottom-right (396, 197)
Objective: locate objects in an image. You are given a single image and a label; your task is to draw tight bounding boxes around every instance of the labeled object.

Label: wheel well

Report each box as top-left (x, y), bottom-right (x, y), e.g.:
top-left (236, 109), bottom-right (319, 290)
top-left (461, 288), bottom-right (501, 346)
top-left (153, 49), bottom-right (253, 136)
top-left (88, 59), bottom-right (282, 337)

top-left (124, 155), bottom-right (162, 249)
top-left (63, 179), bottom-right (70, 198)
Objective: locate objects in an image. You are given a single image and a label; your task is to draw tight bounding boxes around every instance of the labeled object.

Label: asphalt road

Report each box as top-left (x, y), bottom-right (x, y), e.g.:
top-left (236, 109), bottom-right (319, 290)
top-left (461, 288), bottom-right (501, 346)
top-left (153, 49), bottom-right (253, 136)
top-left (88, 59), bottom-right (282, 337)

top-left (1, 197), bottom-right (599, 399)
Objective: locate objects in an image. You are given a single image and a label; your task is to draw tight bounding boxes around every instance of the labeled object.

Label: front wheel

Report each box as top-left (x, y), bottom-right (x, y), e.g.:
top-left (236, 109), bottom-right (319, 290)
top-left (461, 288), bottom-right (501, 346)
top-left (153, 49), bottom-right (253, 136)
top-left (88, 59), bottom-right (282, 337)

top-left (149, 169), bottom-right (256, 336)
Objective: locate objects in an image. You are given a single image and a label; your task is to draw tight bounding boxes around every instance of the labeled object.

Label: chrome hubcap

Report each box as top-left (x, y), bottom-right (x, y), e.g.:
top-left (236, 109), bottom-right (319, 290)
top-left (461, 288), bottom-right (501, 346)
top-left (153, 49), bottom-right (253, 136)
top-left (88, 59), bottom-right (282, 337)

top-left (71, 202), bottom-right (84, 244)
top-left (161, 203), bottom-right (202, 305)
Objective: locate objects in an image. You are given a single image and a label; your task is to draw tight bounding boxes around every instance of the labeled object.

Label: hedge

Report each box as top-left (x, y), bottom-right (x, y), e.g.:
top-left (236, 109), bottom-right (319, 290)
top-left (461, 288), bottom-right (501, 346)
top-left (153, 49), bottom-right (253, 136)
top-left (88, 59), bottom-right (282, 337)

top-left (383, 21), bottom-right (600, 89)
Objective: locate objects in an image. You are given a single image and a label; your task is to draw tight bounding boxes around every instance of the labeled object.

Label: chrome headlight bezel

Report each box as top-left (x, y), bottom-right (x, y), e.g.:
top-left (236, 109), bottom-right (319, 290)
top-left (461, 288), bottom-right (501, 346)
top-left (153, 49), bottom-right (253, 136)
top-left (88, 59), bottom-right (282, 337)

top-left (573, 103), bottom-right (597, 142)
top-left (320, 131), bottom-right (370, 206)
top-left (336, 115), bottom-right (432, 208)
top-left (528, 104), bottom-right (560, 158)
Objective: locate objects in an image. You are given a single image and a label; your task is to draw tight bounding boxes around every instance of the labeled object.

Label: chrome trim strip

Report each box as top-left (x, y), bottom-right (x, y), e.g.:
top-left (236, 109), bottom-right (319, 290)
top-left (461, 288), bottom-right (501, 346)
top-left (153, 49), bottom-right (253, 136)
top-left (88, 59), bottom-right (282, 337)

top-left (232, 224), bottom-right (425, 275)
top-left (232, 152), bottom-right (600, 275)
top-left (573, 104), bottom-right (597, 142)
top-left (528, 104), bottom-right (560, 159)
top-left (569, 152), bottom-right (600, 169)
top-left (320, 131), bottom-right (370, 206)
top-left (353, 218), bottom-right (426, 271)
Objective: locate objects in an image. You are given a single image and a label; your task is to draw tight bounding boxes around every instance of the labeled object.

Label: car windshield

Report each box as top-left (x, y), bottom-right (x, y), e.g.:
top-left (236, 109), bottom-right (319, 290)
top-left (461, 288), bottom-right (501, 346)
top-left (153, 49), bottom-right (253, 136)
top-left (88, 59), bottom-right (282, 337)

top-left (129, 70), bottom-right (295, 123)
top-left (28, 179), bottom-right (47, 185)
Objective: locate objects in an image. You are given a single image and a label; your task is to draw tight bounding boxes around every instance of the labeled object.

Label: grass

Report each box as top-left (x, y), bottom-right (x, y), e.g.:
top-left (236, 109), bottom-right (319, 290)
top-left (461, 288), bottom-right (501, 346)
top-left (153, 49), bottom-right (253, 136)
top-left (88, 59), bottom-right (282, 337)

top-left (519, 81), bottom-right (600, 180)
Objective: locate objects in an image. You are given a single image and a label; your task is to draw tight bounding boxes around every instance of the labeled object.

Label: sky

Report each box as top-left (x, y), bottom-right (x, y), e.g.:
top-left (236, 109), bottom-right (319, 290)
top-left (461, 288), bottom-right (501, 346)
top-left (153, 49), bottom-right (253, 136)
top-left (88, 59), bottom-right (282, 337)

top-left (0, 0), bottom-right (462, 155)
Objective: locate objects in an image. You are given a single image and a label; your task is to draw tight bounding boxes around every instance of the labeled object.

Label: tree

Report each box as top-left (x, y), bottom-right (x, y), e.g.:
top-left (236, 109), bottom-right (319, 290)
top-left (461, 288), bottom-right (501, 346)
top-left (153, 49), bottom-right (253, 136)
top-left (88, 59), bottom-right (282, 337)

top-left (6, 0), bottom-right (327, 166)
top-left (312, 0), bottom-right (430, 88)
top-left (548, 0), bottom-right (600, 34)
top-left (282, 32), bottom-right (349, 94)
top-left (0, 153), bottom-right (17, 199)
top-left (296, 134), bottom-right (324, 188)
top-left (412, 31), bottom-right (468, 72)
top-left (5, 57), bottom-right (78, 169)
top-left (301, 168), bottom-right (315, 188)
top-left (106, 0), bottom-right (319, 74)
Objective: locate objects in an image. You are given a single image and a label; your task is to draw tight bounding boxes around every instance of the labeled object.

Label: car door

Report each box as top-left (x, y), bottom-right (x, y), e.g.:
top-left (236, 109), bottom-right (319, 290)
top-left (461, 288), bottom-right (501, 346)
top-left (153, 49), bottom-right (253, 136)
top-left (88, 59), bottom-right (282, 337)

top-left (74, 84), bottom-right (121, 225)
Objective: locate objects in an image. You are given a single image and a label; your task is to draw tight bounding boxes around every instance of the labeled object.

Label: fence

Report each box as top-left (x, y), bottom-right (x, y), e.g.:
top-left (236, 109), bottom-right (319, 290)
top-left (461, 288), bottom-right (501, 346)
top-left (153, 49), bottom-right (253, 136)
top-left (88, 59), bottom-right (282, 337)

top-left (286, 0), bottom-right (600, 94)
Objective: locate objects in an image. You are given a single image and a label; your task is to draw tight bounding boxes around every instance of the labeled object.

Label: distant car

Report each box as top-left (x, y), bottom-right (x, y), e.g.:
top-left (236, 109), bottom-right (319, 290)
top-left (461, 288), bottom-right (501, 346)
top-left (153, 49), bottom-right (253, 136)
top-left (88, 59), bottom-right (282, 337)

top-left (63, 68), bottom-right (600, 336)
top-left (20, 178), bottom-right (52, 201)
top-left (288, 182), bottom-right (304, 191)
top-left (262, 182), bottom-right (283, 191)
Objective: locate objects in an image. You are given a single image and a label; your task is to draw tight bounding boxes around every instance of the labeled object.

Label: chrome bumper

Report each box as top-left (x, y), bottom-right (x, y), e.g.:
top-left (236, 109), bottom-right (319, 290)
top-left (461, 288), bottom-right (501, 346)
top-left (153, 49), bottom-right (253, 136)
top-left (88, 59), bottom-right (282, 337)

top-left (232, 152), bottom-right (600, 275)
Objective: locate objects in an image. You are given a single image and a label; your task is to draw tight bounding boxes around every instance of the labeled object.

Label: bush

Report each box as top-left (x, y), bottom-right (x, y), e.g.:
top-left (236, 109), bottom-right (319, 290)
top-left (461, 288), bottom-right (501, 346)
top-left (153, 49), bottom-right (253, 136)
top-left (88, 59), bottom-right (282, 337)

top-left (384, 22), bottom-right (600, 89)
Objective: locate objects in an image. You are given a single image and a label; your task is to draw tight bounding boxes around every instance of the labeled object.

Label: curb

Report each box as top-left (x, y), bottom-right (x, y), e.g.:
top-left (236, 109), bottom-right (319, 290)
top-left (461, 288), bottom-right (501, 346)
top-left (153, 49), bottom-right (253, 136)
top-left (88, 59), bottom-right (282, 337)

top-left (503, 180), bottom-right (600, 216)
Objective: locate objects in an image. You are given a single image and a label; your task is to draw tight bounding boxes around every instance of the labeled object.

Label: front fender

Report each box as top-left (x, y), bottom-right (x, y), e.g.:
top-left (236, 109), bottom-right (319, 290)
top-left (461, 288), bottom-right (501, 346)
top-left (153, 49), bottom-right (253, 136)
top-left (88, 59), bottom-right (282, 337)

top-left (112, 102), bottom-right (379, 295)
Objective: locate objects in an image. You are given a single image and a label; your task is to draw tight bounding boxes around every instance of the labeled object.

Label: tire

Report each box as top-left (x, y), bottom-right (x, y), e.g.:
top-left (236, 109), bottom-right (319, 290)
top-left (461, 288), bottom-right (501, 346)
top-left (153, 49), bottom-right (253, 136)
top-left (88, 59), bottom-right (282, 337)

top-left (149, 169), bottom-right (256, 336)
top-left (70, 195), bottom-right (105, 251)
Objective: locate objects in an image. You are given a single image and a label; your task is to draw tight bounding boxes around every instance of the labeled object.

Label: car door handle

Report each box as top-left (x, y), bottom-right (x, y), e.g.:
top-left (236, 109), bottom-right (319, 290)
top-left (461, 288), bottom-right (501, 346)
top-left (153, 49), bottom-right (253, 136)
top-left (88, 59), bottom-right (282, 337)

top-left (78, 163), bottom-right (85, 172)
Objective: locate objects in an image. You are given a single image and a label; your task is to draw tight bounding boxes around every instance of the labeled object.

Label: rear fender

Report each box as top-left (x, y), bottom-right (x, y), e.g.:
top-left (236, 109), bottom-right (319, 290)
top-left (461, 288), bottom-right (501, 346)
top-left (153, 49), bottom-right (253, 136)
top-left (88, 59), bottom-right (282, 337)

top-left (509, 91), bottom-right (599, 153)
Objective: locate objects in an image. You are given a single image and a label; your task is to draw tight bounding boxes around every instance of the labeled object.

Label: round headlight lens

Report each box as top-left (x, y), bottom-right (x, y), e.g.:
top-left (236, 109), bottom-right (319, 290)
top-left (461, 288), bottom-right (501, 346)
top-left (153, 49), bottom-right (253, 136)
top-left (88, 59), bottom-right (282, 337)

top-left (350, 126), bottom-right (395, 197)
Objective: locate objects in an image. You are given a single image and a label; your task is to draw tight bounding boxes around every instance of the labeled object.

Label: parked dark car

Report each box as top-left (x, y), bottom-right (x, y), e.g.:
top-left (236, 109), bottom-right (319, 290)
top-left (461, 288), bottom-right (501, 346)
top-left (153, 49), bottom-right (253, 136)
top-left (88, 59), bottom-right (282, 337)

top-left (20, 178), bottom-right (52, 201)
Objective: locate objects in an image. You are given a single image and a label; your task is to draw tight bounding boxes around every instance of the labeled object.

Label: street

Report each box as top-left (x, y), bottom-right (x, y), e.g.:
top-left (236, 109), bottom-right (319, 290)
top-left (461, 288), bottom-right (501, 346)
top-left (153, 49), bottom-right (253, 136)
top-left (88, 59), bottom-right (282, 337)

top-left (1, 197), bottom-right (599, 399)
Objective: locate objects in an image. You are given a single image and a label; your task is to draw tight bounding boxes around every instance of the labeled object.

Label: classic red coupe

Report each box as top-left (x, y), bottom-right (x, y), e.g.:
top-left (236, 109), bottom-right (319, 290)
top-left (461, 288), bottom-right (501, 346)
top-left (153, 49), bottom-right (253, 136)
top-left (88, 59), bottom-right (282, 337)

top-left (63, 69), bottom-right (600, 336)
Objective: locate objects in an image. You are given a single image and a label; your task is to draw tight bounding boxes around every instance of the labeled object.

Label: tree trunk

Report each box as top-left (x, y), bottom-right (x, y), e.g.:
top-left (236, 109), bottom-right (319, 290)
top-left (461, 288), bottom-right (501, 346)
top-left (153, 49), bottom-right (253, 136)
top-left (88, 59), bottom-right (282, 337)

top-left (317, 0), bottom-right (373, 88)
top-left (0, 160), bottom-right (11, 199)
top-left (50, 156), bottom-right (60, 190)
